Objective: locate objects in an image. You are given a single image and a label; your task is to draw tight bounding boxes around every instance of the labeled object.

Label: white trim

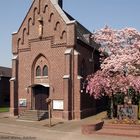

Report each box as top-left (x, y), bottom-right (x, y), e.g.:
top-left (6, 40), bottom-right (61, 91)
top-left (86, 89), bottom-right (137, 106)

top-left (12, 55), bottom-right (18, 60)
top-left (66, 20), bottom-right (76, 25)
top-left (10, 77), bottom-right (16, 81)
top-left (63, 75), bottom-right (70, 79)
top-left (64, 48), bottom-right (72, 55)
top-left (12, 31), bottom-right (17, 34)
top-left (50, 0), bottom-right (75, 24)
top-left (28, 83), bottom-right (50, 88)
top-left (74, 50), bottom-right (80, 55)
top-left (77, 75), bottom-right (83, 80)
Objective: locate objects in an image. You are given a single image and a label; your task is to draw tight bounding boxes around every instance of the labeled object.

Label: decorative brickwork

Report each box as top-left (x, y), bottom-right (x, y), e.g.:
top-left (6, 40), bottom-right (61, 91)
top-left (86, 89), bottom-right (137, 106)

top-left (10, 0), bottom-right (100, 120)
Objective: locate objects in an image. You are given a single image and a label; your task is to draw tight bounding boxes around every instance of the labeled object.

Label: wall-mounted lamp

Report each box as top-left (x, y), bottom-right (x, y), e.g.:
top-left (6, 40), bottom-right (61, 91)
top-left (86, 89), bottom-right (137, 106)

top-left (25, 87), bottom-right (29, 94)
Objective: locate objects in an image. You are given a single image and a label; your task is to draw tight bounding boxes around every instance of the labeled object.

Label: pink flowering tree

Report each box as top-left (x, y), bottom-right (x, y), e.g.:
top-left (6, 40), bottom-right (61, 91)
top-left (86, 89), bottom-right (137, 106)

top-left (86, 72), bottom-right (140, 99)
top-left (87, 26), bottom-right (140, 97)
top-left (86, 26), bottom-right (140, 118)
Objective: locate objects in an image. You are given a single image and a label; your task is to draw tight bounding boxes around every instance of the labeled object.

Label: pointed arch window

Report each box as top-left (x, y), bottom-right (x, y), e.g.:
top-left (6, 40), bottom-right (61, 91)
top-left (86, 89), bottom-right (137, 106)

top-left (36, 66), bottom-right (41, 76)
top-left (43, 65), bottom-right (48, 76)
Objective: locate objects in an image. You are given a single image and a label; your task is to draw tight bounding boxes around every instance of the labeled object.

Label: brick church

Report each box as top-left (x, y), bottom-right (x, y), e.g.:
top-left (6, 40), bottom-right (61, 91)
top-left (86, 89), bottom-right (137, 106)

top-left (10, 0), bottom-right (100, 120)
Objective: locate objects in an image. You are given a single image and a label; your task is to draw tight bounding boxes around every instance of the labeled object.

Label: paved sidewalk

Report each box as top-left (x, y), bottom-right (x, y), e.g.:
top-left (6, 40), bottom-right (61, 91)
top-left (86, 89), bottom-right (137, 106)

top-left (0, 112), bottom-right (139, 140)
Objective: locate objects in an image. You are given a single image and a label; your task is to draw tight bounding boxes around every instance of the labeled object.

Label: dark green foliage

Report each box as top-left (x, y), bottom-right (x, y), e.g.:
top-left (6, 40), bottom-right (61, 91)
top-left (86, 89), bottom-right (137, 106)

top-left (106, 97), bottom-right (111, 118)
top-left (106, 89), bottom-right (140, 119)
top-left (113, 92), bottom-right (125, 105)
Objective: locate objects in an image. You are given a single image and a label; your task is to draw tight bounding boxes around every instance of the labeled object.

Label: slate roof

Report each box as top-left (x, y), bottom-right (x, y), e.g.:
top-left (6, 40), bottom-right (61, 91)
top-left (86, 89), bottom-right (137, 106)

top-left (64, 11), bottom-right (94, 46)
top-left (0, 66), bottom-right (12, 78)
top-left (49, 0), bottom-right (92, 46)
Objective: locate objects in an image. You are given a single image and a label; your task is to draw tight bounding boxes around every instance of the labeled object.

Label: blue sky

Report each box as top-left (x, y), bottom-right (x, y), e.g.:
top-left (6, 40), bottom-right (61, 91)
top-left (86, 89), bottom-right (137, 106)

top-left (0, 0), bottom-right (140, 67)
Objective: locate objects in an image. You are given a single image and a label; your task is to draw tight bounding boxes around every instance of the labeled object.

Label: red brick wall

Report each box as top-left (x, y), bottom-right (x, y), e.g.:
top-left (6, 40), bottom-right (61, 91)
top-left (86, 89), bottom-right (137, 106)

top-left (11, 0), bottom-right (74, 119)
top-left (11, 0), bottom-right (100, 120)
top-left (74, 41), bottom-right (100, 119)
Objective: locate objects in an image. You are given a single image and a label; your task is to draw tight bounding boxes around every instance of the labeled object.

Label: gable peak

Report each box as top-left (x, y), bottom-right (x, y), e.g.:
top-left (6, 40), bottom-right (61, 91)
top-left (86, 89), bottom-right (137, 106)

top-left (53, 0), bottom-right (63, 8)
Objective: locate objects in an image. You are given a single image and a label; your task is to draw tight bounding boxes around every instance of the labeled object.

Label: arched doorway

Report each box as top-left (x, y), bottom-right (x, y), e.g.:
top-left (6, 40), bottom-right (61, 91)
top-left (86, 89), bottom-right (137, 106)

top-left (33, 85), bottom-right (49, 110)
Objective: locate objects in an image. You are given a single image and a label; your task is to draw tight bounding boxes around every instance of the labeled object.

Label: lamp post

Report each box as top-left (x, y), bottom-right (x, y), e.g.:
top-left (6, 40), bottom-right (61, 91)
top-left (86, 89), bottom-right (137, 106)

top-left (46, 98), bottom-right (52, 127)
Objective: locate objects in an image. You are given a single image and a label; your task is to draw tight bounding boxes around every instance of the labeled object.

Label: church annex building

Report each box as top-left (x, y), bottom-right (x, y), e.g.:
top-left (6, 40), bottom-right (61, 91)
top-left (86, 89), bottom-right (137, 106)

top-left (10, 0), bottom-right (100, 120)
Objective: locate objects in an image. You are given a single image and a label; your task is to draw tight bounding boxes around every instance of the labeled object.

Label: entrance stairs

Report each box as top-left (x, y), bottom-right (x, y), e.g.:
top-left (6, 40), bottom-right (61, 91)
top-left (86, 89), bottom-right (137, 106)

top-left (18, 110), bottom-right (48, 121)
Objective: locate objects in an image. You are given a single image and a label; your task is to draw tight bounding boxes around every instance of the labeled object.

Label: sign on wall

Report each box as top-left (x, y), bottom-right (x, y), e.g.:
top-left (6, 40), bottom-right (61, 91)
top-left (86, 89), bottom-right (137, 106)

top-left (53, 100), bottom-right (64, 110)
top-left (19, 99), bottom-right (27, 107)
top-left (117, 105), bottom-right (138, 120)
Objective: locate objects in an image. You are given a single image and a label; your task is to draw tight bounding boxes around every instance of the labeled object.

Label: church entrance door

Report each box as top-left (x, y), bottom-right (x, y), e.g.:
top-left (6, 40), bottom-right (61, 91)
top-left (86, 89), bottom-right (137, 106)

top-left (33, 85), bottom-right (49, 110)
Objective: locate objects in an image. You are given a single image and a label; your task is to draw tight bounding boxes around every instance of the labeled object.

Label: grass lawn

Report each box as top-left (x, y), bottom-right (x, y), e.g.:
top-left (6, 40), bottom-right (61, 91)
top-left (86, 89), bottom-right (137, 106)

top-left (0, 107), bottom-right (9, 113)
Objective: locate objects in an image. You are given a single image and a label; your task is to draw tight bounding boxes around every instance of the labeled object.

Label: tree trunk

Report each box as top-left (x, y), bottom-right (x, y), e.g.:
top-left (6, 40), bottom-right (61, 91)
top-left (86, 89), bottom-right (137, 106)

top-left (138, 99), bottom-right (140, 119)
top-left (110, 96), bottom-right (114, 119)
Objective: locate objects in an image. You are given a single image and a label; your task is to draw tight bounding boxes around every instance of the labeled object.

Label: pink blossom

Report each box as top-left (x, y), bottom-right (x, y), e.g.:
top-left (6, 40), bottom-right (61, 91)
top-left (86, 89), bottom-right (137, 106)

top-left (86, 26), bottom-right (140, 98)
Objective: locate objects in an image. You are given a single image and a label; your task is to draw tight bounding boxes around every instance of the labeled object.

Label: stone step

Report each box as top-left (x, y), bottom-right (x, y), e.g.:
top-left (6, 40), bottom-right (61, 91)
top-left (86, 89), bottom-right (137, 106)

top-left (19, 110), bottom-right (48, 121)
top-left (96, 127), bottom-right (140, 137)
top-left (82, 122), bottom-right (140, 137)
top-left (103, 123), bottom-right (140, 130)
top-left (19, 116), bottom-right (39, 121)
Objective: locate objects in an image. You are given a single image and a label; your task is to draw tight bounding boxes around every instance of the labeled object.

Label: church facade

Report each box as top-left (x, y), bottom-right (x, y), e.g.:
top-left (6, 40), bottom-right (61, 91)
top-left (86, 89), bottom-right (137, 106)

top-left (10, 0), bottom-right (100, 120)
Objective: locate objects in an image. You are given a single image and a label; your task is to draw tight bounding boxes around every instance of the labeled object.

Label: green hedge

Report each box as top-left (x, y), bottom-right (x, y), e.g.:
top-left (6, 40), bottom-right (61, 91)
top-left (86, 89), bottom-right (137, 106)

top-left (0, 107), bottom-right (9, 113)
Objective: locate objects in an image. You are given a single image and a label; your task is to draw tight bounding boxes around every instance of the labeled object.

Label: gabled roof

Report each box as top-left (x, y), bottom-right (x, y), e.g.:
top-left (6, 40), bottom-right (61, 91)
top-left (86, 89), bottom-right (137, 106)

top-left (15, 0), bottom-right (74, 34)
top-left (0, 66), bottom-right (11, 78)
top-left (51, 0), bottom-right (73, 24)
top-left (52, 0), bottom-right (99, 48)
top-left (15, 0), bottom-right (95, 48)
top-left (76, 22), bottom-right (92, 44)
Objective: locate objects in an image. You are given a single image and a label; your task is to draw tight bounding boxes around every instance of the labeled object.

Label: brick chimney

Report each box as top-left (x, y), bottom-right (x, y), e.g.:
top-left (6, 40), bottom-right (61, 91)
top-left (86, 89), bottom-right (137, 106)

top-left (55, 0), bottom-right (63, 8)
